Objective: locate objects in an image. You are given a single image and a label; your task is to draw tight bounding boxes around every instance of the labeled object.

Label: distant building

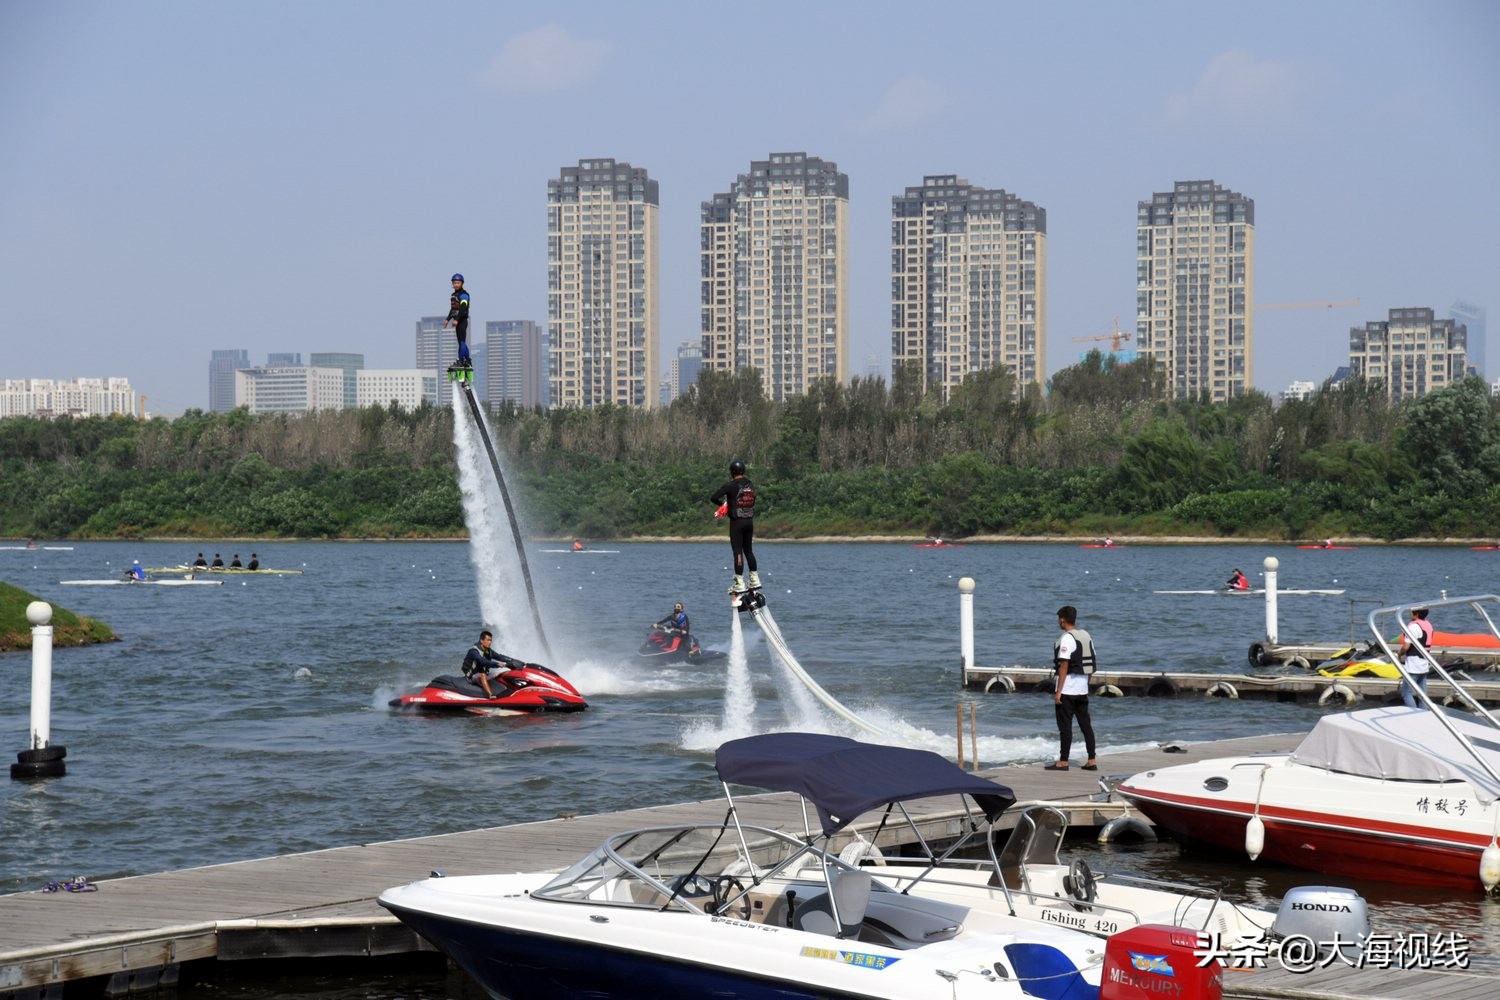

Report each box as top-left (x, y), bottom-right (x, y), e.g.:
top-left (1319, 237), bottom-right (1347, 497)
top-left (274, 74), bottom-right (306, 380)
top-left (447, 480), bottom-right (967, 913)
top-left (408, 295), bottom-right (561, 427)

top-left (1136, 180), bottom-right (1254, 402)
top-left (0, 377), bottom-right (137, 418)
top-left (667, 339), bottom-right (703, 403)
top-left (208, 349), bottom-right (250, 411)
top-left (1348, 307), bottom-right (1467, 400)
top-left (701, 152), bottom-right (849, 400)
top-left (1281, 379), bottom-right (1318, 403)
top-left (1450, 300), bottom-right (1486, 378)
top-left (309, 352), bottom-right (365, 409)
top-left (548, 158), bottom-right (659, 409)
top-left (891, 174), bottom-right (1046, 400)
top-left (355, 369), bottom-right (438, 410)
top-left (865, 355), bottom-right (883, 380)
top-left (235, 366), bottom-right (346, 414)
top-left (266, 352), bottom-right (303, 366)
top-left (1491, 376), bottom-right (1500, 397)
top-left (486, 320), bottom-right (547, 409)
top-left (415, 317), bottom-right (461, 407)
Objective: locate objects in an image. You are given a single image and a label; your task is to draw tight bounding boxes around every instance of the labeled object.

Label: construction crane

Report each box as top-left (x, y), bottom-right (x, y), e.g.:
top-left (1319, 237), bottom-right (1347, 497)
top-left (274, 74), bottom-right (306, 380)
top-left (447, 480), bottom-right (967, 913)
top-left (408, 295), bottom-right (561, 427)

top-left (1071, 317), bottom-right (1133, 352)
top-left (1255, 299), bottom-right (1360, 311)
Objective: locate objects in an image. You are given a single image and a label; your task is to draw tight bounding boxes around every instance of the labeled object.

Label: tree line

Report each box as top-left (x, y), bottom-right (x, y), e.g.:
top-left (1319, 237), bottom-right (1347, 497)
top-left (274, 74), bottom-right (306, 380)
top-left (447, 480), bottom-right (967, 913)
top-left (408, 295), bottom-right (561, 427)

top-left (2, 356), bottom-right (1498, 541)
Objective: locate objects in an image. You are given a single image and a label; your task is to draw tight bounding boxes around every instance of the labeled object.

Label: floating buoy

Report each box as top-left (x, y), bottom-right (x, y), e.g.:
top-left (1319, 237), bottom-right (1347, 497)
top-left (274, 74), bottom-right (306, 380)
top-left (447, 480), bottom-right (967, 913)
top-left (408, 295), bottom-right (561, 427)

top-left (1318, 683), bottom-right (1359, 707)
top-left (1098, 816), bottom-right (1156, 844)
top-left (1245, 814), bottom-right (1266, 860)
top-left (1481, 843), bottom-right (1500, 891)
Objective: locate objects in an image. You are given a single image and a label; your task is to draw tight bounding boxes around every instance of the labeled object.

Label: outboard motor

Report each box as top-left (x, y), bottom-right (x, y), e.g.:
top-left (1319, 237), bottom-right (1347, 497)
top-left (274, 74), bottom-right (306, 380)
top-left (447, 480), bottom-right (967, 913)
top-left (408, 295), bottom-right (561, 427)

top-left (1271, 886), bottom-right (1370, 959)
top-left (1101, 924), bottom-right (1221, 1000)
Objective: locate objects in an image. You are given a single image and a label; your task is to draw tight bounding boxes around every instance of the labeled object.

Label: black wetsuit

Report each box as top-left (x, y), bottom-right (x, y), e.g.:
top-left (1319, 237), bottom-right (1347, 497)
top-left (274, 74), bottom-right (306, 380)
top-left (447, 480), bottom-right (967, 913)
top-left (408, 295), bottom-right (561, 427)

top-left (710, 476), bottom-right (757, 576)
top-left (247, 556), bottom-right (259, 570)
top-left (447, 287), bottom-right (471, 363)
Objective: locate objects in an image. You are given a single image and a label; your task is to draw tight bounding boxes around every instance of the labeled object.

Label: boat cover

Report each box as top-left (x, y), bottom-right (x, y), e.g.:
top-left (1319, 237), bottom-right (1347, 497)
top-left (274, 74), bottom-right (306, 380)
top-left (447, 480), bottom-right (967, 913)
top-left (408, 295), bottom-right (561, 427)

top-left (1290, 706), bottom-right (1500, 804)
top-left (715, 733), bottom-right (1016, 836)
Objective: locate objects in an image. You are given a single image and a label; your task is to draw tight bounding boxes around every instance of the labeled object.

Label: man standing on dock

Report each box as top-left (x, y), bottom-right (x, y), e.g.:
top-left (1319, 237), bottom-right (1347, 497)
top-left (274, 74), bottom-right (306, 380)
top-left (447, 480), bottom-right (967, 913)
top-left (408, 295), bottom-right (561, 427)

top-left (1045, 605), bottom-right (1098, 772)
top-left (1398, 607), bottom-right (1434, 709)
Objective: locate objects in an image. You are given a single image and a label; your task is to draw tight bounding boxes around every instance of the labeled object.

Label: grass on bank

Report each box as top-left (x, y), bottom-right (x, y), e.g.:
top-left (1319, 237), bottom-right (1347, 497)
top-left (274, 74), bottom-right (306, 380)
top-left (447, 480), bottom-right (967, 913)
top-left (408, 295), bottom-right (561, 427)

top-left (0, 581), bottom-right (116, 652)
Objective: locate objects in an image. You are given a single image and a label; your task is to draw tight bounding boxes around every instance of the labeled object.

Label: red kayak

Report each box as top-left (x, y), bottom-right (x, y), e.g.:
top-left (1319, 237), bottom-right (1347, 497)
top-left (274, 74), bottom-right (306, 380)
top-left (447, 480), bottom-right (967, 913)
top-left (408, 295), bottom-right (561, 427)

top-left (1471, 546), bottom-right (1500, 551)
top-left (389, 664), bottom-right (587, 714)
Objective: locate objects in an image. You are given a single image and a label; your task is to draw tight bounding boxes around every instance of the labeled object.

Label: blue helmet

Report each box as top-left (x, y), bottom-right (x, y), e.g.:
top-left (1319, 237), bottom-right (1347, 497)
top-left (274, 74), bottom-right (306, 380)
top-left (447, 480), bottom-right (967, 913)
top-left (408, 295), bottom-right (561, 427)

top-left (451, 273), bottom-right (464, 282)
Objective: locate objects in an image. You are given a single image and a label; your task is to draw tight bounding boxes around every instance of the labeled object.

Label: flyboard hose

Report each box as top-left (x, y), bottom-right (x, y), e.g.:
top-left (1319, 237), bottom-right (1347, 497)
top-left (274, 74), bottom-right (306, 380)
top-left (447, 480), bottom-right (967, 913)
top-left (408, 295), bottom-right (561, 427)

top-left (458, 383), bottom-right (553, 661)
top-left (748, 604), bottom-right (884, 737)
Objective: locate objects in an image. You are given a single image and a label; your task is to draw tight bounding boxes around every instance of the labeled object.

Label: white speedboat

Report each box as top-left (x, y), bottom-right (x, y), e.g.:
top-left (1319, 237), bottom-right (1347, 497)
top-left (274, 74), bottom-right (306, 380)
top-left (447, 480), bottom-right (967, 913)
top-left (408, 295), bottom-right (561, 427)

top-left (1117, 594), bottom-right (1500, 894)
top-left (713, 733), bottom-right (1350, 947)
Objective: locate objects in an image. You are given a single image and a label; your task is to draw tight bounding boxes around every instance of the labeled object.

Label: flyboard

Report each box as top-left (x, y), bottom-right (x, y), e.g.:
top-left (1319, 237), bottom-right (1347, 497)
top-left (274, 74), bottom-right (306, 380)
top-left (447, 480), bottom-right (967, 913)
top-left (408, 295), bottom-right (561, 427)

top-left (454, 378), bottom-right (553, 661)
top-left (730, 585), bottom-right (884, 737)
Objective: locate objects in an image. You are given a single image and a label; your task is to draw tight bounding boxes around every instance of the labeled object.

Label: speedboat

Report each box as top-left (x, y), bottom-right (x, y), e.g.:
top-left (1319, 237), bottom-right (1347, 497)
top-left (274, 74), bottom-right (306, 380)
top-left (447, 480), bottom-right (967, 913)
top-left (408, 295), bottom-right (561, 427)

top-left (714, 734), bottom-right (1356, 947)
top-left (637, 626), bottom-right (726, 664)
top-left (1118, 594), bottom-right (1500, 894)
top-left (388, 663), bottom-right (587, 714)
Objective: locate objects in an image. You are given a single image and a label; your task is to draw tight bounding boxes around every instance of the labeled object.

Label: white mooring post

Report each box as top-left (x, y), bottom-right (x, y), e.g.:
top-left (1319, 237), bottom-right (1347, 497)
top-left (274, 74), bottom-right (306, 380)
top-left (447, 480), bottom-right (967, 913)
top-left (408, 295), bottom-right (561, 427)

top-left (11, 601), bottom-right (66, 780)
top-left (959, 577), bottom-right (976, 681)
top-left (1263, 556), bottom-right (1280, 645)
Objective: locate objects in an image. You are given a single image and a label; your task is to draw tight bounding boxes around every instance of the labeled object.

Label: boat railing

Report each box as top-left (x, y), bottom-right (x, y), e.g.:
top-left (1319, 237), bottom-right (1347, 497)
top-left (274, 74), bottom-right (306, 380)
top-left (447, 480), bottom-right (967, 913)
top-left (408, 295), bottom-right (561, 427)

top-left (1368, 593), bottom-right (1500, 792)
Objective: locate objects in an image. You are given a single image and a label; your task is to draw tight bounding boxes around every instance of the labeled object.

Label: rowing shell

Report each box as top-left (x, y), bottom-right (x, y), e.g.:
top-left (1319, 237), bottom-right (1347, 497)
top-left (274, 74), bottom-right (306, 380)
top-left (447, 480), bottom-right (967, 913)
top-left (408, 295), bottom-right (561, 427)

top-left (146, 566), bottom-right (303, 575)
top-left (540, 549), bottom-right (620, 554)
top-left (1154, 588), bottom-right (1346, 596)
top-left (61, 579), bottom-right (224, 587)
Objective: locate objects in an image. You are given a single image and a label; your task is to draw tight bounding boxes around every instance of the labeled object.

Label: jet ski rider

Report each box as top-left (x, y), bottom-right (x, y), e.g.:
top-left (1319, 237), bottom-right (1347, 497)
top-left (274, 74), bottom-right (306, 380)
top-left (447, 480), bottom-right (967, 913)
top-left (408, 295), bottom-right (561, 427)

top-left (462, 630), bottom-right (526, 699)
top-left (652, 603), bottom-right (689, 652)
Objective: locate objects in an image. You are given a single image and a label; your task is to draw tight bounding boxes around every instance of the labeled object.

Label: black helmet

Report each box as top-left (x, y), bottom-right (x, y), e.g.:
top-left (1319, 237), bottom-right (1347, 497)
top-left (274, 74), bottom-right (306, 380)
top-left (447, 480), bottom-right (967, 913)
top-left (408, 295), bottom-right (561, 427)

top-left (729, 459), bottom-right (746, 475)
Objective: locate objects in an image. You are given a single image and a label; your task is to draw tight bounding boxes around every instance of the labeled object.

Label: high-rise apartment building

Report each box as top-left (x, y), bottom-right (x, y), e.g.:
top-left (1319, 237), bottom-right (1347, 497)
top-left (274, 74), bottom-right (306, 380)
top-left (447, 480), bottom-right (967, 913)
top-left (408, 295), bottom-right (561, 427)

top-left (267, 352), bottom-right (303, 366)
top-left (0, 378), bottom-right (137, 418)
top-left (701, 152), bottom-right (849, 400)
top-left (548, 158), bottom-right (659, 409)
top-left (309, 352), bottom-right (365, 409)
top-left (891, 175), bottom-right (1045, 399)
top-left (415, 317), bottom-right (462, 407)
top-left (1348, 307), bottom-right (1468, 400)
top-left (670, 339), bottom-right (703, 402)
top-left (486, 320), bottom-right (547, 409)
top-left (1136, 180), bottom-right (1254, 401)
top-left (208, 349), bottom-right (250, 411)
top-left (1450, 300), bottom-right (1487, 378)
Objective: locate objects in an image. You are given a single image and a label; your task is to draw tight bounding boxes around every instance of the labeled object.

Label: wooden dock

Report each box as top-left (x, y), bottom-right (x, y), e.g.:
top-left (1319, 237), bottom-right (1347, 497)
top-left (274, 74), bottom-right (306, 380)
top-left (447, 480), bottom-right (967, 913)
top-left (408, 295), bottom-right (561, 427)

top-left (963, 665), bottom-right (1500, 706)
top-left (1, 732), bottom-right (1490, 1000)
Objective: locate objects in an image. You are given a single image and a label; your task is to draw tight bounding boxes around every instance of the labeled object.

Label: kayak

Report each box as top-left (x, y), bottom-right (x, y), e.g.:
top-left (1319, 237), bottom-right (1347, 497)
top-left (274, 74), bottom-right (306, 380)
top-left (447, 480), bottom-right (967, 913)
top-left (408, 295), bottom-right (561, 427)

top-left (912, 543), bottom-right (963, 549)
top-left (1079, 544), bottom-right (1123, 549)
top-left (61, 579), bottom-right (223, 587)
top-left (1154, 588), bottom-right (1346, 596)
top-left (1296, 545), bottom-right (1359, 550)
top-left (540, 549), bottom-right (619, 554)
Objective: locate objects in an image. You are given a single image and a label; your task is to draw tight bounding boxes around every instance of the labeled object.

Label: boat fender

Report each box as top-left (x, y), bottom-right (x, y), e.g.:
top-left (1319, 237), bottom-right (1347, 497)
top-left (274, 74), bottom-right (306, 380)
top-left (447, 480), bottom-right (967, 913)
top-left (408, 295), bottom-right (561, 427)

top-left (1245, 815), bottom-right (1265, 861)
top-left (1205, 681), bottom-right (1239, 700)
top-left (1248, 641), bottom-right (1270, 668)
top-left (1286, 655), bottom-right (1311, 671)
top-left (1481, 844), bottom-right (1500, 892)
top-left (1095, 683), bottom-right (1125, 698)
top-left (1097, 816), bottom-right (1156, 845)
top-left (1318, 684), bottom-right (1360, 707)
top-left (984, 674), bottom-right (1016, 694)
top-left (1144, 675), bottom-right (1178, 698)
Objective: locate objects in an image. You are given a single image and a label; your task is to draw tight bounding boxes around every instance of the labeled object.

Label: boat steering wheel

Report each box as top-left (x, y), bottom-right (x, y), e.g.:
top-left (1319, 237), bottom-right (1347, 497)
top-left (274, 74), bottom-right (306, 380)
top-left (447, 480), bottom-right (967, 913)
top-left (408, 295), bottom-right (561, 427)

top-left (1064, 859), bottom-right (1097, 911)
top-left (710, 875), bottom-right (751, 921)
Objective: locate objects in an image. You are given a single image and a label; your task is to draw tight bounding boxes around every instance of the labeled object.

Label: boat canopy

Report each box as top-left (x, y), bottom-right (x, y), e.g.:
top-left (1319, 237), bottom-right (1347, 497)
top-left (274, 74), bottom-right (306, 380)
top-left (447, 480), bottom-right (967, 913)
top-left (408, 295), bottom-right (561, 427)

top-left (715, 733), bottom-right (1016, 836)
top-left (1290, 706), bottom-right (1500, 804)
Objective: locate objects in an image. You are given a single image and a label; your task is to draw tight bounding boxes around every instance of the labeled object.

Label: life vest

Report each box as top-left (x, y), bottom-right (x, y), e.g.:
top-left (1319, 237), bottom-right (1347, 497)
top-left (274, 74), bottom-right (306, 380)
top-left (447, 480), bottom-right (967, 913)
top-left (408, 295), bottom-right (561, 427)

top-left (1054, 628), bottom-right (1097, 676)
top-left (730, 479), bottom-right (755, 519)
top-left (1406, 619), bottom-right (1433, 655)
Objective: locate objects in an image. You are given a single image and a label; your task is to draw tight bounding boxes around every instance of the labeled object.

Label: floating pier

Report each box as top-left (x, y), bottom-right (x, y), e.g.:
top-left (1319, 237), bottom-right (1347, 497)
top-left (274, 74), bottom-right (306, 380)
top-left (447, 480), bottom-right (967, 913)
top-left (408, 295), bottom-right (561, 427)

top-left (0, 733), bottom-right (1491, 1000)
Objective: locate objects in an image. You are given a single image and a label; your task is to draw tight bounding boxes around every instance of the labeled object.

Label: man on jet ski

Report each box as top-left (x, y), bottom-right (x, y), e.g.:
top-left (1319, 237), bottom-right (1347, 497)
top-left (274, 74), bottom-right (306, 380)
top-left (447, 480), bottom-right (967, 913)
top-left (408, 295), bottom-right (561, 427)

top-left (650, 603), bottom-right (690, 652)
top-left (462, 630), bottom-right (526, 699)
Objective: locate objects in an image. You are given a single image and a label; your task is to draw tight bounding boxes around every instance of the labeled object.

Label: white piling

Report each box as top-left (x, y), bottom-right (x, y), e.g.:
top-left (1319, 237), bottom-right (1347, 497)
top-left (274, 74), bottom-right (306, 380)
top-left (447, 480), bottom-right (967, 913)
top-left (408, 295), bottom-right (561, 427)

top-left (11, 601), bottom-right (65, 780)
top-left (959, 577), bottom-right (976, 680)
top-left (1263, 556), bottom-right (1280, 645)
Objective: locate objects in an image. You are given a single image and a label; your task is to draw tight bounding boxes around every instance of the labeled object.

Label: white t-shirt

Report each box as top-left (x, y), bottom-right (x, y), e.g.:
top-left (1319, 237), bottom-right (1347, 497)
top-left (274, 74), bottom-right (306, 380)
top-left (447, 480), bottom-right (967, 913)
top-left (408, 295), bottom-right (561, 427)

top-left (1403, 620), bottom-right (1429, 674)
top-left (1056, 631), bottom-right (1090, 696)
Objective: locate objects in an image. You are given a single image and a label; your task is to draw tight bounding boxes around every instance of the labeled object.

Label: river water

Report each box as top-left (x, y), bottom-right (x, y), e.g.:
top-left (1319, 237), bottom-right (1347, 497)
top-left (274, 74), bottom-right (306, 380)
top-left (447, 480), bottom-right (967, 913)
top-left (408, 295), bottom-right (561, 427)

top-left (3, 539), bottom-right (1498, 994)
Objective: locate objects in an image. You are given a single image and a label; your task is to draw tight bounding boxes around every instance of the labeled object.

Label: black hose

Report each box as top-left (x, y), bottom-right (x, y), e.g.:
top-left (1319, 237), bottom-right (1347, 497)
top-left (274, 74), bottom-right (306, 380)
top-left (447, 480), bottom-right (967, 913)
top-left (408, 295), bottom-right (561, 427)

top-left (458, 383), bottom-right (553, 661)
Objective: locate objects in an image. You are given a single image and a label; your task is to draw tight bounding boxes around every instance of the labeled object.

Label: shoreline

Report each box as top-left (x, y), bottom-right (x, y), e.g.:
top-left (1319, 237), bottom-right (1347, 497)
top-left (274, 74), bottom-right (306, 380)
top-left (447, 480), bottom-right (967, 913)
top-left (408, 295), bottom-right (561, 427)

top-left (11, 534), bottom-right (1497, 546)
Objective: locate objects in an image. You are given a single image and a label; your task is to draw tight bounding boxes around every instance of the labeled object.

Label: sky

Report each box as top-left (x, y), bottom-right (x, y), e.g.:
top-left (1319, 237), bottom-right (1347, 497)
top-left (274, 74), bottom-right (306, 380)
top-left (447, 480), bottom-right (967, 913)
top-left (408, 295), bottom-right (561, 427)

top-left (2, 0), bottom-right (1497, 415)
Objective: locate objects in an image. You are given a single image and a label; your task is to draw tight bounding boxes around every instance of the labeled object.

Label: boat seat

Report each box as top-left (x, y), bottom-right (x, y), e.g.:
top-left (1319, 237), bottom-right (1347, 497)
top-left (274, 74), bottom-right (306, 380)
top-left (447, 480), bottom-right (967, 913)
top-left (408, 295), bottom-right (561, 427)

top-left (791, 867), bottom-right (871, 940)
top-left (790, 878), bottom-right (967, 949)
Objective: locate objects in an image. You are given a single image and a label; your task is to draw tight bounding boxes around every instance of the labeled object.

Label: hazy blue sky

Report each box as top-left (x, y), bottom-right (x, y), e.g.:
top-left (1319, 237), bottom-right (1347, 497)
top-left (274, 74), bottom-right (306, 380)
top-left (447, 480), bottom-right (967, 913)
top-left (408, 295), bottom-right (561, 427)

top-left (3, 1), bottom-right (1496, 414)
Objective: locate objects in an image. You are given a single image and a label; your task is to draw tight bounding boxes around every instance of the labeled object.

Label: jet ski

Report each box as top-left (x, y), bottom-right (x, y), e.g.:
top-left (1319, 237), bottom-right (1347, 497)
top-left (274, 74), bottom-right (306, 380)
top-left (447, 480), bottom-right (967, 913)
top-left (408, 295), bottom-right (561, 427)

top-left (389, 663), bottom-right (587, 714)
top-left (637, 627), bottom-right (726, 663)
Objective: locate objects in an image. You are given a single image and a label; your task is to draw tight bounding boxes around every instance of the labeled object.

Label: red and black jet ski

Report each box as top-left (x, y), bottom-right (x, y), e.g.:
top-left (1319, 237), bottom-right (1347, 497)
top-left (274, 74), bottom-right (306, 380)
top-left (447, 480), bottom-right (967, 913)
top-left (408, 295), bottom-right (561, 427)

top-left (388, 663), bottom-right (587, 714)
top-left (637, 627), bottom-right (727, 664)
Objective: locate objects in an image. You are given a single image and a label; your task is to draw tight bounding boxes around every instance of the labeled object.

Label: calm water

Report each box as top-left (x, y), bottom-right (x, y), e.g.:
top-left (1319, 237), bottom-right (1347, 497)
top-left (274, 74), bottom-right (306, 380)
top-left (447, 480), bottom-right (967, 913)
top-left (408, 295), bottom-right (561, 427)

top-left (2, 539), bottom-right (1498, 992)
